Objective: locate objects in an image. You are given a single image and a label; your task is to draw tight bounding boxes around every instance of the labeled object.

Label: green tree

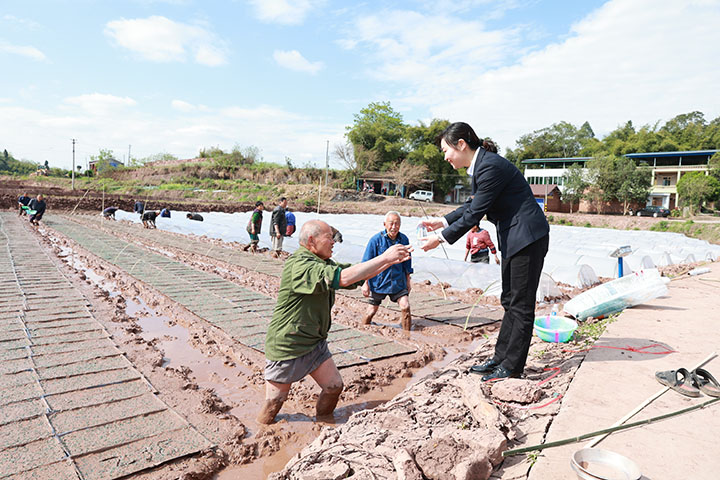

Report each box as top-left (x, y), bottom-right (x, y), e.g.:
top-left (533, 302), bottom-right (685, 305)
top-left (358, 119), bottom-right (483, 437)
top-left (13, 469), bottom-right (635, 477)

top-left (346, 102), bottom-right (407, 170)
top-left (676, 172), bottom-right (720, 213)
top-left (708, 152), bottom-right (720, 181)
top-left (617, 165), bottom-right (652, 214)
top-left (406, 119), bottom-right (456, 196)
top-left (505, 120), bottom-right (598, 168)
top-left (89, 148), bottom-right (117, 175)
top-left (585, 155), bottom-right (650, 213)
top-left (561, 163), bottom-right (588, 213)
top-left (134, 152), bottom-right (178, 166)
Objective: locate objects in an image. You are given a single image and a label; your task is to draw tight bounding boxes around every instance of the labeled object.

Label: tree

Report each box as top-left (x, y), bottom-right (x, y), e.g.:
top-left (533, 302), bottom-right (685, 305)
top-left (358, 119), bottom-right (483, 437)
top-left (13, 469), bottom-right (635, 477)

top-left (346, 102), bottom-right (407, 170)
top-left (561, 163), bottom-right (588, 213)
top-left (676, 172), bottom-right (720, 213)
top-left (708, 152), bottom-right (720, 182)
top-left (406, 119), bottom-right (455, 196)
top-left (585, 155), bottom-right (650, 213)
top-left (89, 148), bottom-right (116, 174)
top-left (390, 160), bottom-right (429, 198)
top-left (134, 153), bottom-right (178, 166)
top-left (616, 165), bottom-right (652, 214)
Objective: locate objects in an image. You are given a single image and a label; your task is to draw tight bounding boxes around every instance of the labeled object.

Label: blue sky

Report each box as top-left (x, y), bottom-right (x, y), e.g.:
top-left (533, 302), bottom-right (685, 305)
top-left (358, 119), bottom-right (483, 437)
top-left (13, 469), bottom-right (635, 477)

top-left (2, 0), bottom-right (719, 170)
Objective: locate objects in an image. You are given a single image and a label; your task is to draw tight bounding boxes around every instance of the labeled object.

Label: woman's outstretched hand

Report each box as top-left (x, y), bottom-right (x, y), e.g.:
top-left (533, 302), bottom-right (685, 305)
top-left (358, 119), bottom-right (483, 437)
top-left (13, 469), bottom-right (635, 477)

top-left (420, 236), bottom-right (441, 252)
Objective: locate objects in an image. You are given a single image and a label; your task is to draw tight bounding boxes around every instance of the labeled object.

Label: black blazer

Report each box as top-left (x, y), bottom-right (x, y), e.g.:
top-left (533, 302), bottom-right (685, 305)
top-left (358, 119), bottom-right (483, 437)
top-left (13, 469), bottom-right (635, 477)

top-left (442, 149), bottom-right (549, 258)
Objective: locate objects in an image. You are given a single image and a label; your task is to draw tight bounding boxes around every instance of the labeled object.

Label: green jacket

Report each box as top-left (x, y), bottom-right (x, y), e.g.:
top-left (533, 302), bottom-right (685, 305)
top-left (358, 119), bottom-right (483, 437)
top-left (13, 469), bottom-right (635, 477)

top-left (265, 246), bottom-right (361, 361)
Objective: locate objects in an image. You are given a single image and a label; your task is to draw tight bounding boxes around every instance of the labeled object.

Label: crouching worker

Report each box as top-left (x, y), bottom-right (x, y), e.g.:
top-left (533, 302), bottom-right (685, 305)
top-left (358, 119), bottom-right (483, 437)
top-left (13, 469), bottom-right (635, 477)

top-left (258, 220), bottom-right (412, 424)
top-left (142, 210), bottom-right (159, 228)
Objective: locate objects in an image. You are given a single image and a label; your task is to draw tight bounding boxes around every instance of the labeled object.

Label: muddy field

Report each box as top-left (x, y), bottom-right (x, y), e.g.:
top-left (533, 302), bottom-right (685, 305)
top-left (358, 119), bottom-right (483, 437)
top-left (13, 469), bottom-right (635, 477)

top-left (12, 214), bottom-right (496, 479)
top-left (3, 197), bottom-right (713, 480)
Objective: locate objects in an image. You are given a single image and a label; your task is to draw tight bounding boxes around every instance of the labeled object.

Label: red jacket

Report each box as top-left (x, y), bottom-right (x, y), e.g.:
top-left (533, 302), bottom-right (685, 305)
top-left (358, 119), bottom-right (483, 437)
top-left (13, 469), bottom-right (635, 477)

top-left (466, 229), bottom-right (497, 255)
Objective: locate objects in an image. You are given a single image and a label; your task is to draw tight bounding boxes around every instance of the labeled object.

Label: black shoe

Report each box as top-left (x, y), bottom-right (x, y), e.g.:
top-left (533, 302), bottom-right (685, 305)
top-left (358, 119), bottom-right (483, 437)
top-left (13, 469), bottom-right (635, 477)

top-left (469, 358), bottom-right (500, 375)
top-left (481, 366), bottom-right (520, 382)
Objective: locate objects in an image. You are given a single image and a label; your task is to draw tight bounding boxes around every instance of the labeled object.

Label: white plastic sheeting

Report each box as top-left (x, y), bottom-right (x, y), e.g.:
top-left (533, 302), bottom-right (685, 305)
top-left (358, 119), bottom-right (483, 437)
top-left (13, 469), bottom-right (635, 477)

top-left (550, 265), bottom-right (599, 289)
top-left (564, 269), bottom-right (669, 320)
top-left (112, 210), bottom-right (720, 298)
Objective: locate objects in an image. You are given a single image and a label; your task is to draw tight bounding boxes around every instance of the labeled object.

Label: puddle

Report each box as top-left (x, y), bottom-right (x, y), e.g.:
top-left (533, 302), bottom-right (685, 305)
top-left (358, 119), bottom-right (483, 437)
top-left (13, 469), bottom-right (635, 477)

top-left (129, 296), bottom-right (258, 419)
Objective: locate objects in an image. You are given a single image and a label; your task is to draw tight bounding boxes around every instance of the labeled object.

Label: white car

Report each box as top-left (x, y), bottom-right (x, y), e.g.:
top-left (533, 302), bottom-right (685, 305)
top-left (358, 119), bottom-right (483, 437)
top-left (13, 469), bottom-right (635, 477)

top-left (409, 190), bottom-right (433, 202)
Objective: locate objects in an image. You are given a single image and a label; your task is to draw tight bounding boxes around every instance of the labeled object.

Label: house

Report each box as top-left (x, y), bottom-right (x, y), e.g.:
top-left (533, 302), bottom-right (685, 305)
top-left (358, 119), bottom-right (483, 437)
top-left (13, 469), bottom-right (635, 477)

top-left (625, 150), bottom-right (718, 209)
top-left (522, 149), bottom-right (719, 210)
top-left (89, 157), bottom-right (123, 173)
top-left (356, 171), bottom-right (434, 197)
top-left (529, 184), bottom-right (571, 212)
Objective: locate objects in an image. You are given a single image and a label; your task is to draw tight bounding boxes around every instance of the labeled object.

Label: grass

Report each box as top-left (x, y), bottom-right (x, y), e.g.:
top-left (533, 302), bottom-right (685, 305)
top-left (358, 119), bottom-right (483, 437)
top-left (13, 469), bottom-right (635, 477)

top-left (573, 314), bottom-right (619, 346)
top-left (526, 450), bottom-right (541, 467)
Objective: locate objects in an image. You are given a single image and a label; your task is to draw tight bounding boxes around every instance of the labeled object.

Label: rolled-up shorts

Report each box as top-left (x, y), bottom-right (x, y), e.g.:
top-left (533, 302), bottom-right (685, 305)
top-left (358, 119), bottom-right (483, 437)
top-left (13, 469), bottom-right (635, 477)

top-left (249, 233), bottom-right (259, 244)
top-left (368, 289), bottom-right (409, 306)
top-left (265, 340), bottom-right (332, 384)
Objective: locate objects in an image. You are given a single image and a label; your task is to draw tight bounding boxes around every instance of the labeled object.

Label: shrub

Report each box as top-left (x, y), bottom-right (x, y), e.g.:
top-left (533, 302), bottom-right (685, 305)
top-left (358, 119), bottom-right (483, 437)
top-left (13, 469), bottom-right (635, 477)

top-left (650, 221), bottom-right (669, 232)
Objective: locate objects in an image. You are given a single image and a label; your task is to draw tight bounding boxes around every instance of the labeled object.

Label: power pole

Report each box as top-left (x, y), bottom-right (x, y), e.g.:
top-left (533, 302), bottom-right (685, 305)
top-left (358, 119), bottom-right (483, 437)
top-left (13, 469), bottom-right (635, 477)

top-left (128, 144), bottom-right (131, 166)
top-left (71, 139), bottom-right (76, 190)
top-left (324, 140), bottom-right (329, 186)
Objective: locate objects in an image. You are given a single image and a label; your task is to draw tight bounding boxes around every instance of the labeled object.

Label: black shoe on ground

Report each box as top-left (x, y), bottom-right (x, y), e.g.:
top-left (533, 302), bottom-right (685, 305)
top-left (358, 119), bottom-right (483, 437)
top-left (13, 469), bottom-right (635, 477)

top-left (469, 358), bottom-right (500, 375)
top-left (481, 366), bottom-right (520, 382)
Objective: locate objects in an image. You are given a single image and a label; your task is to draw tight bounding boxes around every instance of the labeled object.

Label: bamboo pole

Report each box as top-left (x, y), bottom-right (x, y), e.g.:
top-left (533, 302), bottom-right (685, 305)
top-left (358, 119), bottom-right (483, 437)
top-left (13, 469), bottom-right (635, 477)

top-left (503, 397), bottom-right (720, 457)
top-left (585, 351), bottom-right (717, 448)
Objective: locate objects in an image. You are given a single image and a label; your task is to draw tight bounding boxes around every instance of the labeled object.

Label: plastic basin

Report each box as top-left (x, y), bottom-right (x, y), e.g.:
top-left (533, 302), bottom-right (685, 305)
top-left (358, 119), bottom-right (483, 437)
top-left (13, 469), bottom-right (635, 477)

top-left (571, 448), bottom-right (641, 480)
top-left (534, 315), bottom-right (578, 343)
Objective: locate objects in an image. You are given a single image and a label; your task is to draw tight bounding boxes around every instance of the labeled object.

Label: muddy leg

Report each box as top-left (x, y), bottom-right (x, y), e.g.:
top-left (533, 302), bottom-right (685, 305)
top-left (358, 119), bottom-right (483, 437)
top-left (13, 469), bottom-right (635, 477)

top-left (398, 295), bottom-right (412, 331)
top-left (257, 381), bottom-right (290, 424)
top-left (316, 386), bottom-right (343, 416)
top-left (401, 308), bottom-right (412, 330)
top-left (309, 357), bottom-right (344, 417)
top-left (362, 304), bottom-right (379, 325)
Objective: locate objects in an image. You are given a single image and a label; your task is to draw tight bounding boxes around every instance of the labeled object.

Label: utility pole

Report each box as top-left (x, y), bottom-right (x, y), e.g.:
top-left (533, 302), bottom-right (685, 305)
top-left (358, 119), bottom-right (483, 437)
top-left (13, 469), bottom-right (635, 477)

top-left (71, 139), bottom-right (76, 190)
top-left (324, 140), bottom-right (329, 186)
top-left (128, 144), bottom-right (131, 166)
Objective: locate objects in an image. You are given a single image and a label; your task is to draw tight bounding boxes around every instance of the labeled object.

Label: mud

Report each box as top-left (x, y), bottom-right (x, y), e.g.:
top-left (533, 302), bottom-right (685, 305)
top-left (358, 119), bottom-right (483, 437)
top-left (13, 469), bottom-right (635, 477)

top-left (14, 208), bottom-right (709, 480)
top-left (26, 216), bottom-right (487, 479)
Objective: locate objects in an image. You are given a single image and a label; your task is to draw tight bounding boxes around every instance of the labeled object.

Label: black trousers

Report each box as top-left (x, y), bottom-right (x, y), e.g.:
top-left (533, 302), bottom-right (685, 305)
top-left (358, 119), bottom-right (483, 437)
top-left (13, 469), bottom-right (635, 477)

top-left (493, 234), bottom-right (549, 374)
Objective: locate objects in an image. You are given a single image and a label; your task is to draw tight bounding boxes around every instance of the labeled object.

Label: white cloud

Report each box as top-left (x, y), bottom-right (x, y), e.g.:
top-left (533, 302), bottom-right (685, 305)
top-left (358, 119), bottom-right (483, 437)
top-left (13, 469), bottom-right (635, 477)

top-left (344, 0), bottom-right (720, 151)
top-left (2, 14), bottom-right (42, 30)
top-left (104, 16), bottom-right (228, 66)
top-left (63, 93), bottom-right (137, 116)
top-left (273, 49), bottom-right (324, 74)
top-left (0, 41), bottom-right (46, 61)
top-left (247, 0), bottom-right (323, 25)
top-left (171, 99), bottom-right (196, 112)
top-left (0, 100), bottom-right (343, 169)
top-left (342, 10), bottom-right (522, 84)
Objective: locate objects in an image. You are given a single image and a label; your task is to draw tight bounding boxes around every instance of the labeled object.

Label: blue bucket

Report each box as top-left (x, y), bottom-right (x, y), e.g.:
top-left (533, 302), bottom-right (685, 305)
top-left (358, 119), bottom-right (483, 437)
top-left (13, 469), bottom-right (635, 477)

top-left (534, 315), bottom-right (578, 343)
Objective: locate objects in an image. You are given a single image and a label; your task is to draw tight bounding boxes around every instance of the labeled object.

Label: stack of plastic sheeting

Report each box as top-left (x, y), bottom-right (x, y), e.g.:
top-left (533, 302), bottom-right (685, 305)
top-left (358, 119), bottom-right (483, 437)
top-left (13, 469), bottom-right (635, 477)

top-left (564, 268), bottom-right (669, 320)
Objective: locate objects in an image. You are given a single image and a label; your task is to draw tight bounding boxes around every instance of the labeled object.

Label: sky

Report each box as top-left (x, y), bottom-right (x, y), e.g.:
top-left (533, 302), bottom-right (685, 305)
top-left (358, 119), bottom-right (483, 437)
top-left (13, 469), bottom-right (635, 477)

top-left (2, 0), bottom-right (720, 171)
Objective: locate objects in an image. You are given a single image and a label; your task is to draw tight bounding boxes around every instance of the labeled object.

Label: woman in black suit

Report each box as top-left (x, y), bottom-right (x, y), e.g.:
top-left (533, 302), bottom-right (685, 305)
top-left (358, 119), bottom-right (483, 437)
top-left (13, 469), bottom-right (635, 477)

top-left (421, 122), bottom-right (549, 380)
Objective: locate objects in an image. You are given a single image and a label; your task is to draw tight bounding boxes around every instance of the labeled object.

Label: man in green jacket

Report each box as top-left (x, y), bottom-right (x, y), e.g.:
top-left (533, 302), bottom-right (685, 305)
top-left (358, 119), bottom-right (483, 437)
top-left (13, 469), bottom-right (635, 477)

top-left (258, 220), bottom-right (412, 424)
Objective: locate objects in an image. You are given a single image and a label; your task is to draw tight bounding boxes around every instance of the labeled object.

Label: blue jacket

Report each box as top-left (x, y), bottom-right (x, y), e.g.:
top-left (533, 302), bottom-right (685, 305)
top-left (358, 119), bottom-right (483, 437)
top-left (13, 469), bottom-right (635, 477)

top-left (362, 230), bottom-right (413, 294)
